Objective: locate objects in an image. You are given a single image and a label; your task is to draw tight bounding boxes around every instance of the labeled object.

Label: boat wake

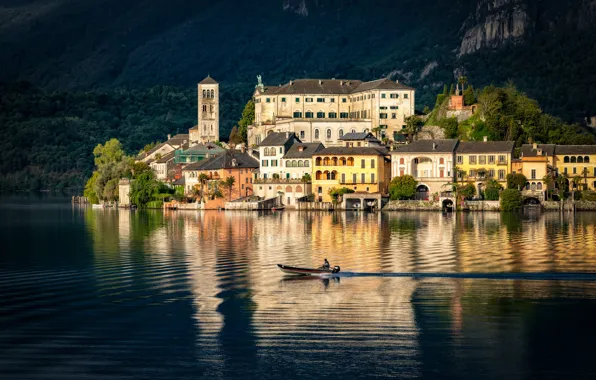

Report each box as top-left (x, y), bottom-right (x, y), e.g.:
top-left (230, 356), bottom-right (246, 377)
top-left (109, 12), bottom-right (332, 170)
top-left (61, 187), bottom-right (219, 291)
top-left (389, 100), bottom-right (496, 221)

top-left (321, 271), bottom-right (596, 281)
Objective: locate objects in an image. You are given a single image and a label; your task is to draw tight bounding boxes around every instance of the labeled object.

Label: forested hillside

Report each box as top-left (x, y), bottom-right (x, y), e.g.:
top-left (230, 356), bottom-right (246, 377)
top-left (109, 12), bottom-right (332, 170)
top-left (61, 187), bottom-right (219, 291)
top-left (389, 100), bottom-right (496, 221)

top-left (1, 0), bottom-right (596, 190)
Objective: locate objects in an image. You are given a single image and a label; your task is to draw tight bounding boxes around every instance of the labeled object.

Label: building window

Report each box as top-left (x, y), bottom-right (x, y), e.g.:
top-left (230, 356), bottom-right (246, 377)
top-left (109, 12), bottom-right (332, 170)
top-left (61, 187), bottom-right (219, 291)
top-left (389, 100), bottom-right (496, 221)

top-left (330, 98), bottom-right (335, 103)
top-left (271, 160), bottom-right (278, 167)
top-left (390, 94), bottom-right (398, 99)
top-left (262, 160), bottom-right (268, 167)
top-left (317, 111), bottom-right (325, 118)
top-left (498, 155), bottom-right (507, 164)
top-left (470, 169), bottom-right (477, 178)
top-left (295, 97), bottom-right (300, 103)
top-left (361, 173), bottom-right (366, 183)
top-left (392, 113), bottom-right (397, 119)
top-left (314, 129), bottom-right (320, 139)
top-left (305, 111), bottom-right (314, 118)
top-left (531, 169), bottom-right (536, 179)
top-left (353, 173), bottom-right (357, 183)
top-left (361, 159), bottom-right (365, 169)
top-left (371, 159), bottom-right (375, 169)
top-left (340, 112), bottom-right (348, 118)
top-left (266, 98), bottom-right (270, 103)
top-left (564, 156), bottom-right (570, 163)
top-left (479, 156), bottom-right (486, 164)
top-left (338, 129), bottom-right (344, 138)
top-left (390, 106), bottom-right (398, 110)
top-left (341, 173), bottom-right (346, 183)
top-left (317, 98), bottom-right (324, 103)
top-left (202, 90), bottom-right (206, 98)
top-left (489, 169), bottom-right (495, 178)
top-left (371, 173), bottom-right (375, 183)
top-left (281, 97), bottom-right (286, 103)
top-left (498, 170), bottom-right (505, 180)
top-left (457, 155), bottom-right (463, 164)
top-left (304, 160), bottom-right (310, 167)
top-left (293, 111), bottom-right (302, 118)
top-left (381, 93), bottom-right (386, 99)
top-left (573, 167), bottom-right (577, 174)
top-left (469, 156), bottom-right (476, 164)
top-left (380, 113), bottom-right (388, 119)
top-left (305, 98), bottom-right (313, 102)
top-left (341, 98), bottom-right (347, 103)
top-left (585, 156), bottom-right (590, 163)
top-left (488, 155), bottom-right (495, 164)
top-left (380, 106), bottom-right (387, 110)
top-left (564, 167), bottom-right (568, 174)
top-left (329, 112), bottom-right (337, 119)
top-left (300, 131), bottom-right (305, 139)
top-left (404, 94), bottom-right (409, 99)
top-left (326, 129), bottom-right (332, 140)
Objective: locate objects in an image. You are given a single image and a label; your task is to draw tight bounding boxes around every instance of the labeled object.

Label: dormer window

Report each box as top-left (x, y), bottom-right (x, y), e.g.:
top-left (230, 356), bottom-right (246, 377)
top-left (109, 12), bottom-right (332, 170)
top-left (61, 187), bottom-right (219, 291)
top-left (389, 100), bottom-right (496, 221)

top-left (298, 146), bottom-right (304, 152)
top-left (231, 159), bottom-right (237, 167)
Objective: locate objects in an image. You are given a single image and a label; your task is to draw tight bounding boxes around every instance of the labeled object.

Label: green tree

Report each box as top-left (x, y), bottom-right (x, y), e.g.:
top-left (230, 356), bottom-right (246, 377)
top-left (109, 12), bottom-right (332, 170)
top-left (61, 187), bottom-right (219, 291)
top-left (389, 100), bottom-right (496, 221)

top-left (129, 171), bottom-right (160, 208)
top-left (228, 126), bottom-right (243, 146)
top-left (404, 115), bottom-right (423, 142)
top-left (301, 173), bottom-right (311, 184)
top-left (501, 189), bottom-right (522, 211)
top-left (198, 173), bottom-right (209, 199)
top-left (84, 171), bottom-right (100, 204)
top-left (237, 99), bottom-right (255, 143)
top-left (506, 173), bottom-right (527, 190)
top-left (328, 187), bottom-right (355, 203)
top-left (438, 117), bottom-right (459, 138)
top-left (542, 174), bottom-right (554, 200)
top-left (457, 183), bottom-right (476, 200)
top-left (224, 176), bottom-right (236, 200)
top-left (556, 173), bottom-right (569, 199)
top-left (463, 85), bottom-right (475, 106)
top-left (484, 179), bottom-right (503, 201)
top-left (389, 175), bottom-right (418, 200)
top-left (477, 89), bottom-right (502, 122)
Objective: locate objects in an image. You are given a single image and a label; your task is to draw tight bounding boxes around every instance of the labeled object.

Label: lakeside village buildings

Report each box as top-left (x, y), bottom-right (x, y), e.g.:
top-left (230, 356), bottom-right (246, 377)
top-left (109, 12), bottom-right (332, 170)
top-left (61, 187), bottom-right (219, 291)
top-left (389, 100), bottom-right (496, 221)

top-left (123, 75), bottom-right (596, 209)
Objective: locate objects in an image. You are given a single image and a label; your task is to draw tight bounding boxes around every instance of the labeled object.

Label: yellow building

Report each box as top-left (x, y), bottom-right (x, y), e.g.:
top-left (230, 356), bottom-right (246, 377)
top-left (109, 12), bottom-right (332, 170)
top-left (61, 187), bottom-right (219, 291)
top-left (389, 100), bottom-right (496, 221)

top-left (455, 139), bottom-right (515, 193)
top-left (312, 138), bottom-right (391, 202)
top-left (516, 144), bottom-right (556, 199)
top-left (554, 145), bottom-right (596, 190)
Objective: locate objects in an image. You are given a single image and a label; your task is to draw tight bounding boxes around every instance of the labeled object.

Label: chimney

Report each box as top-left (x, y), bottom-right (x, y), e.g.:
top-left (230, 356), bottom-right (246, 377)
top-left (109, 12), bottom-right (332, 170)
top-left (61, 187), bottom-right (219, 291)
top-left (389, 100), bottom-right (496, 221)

top-left (167, 134), bottom-right (171, 140)
top-left (537, 148), bottom-right (543, 156)
top-left (395, 80), bottom-right (399, 83)
top-left (532, 143), bottom-right (537, 150)
top-left (432, 142), bottom-right (437, 150)
top-left (240, 145), bottom-right (246, 153)
top-left (286, 132), bottom-right (290, 138)
top-left (319, 80), bottom-right (322, 85)
top-left (290, 80), bottom-right (293, 85)
top-left (340, 80), bottom-right (344, 86)
top-left (483, 136), bottom-right (488, 142)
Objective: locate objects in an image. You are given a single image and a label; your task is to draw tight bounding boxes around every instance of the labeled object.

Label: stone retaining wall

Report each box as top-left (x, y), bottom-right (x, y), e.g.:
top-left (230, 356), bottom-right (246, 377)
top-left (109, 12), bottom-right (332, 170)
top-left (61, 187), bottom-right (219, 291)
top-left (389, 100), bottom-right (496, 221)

top-left (383, 200), bottom-right (442, 211)
top-left (297, 202), bottom-right (334, 211)
top-left (465, 200), bottom-right (500, 211)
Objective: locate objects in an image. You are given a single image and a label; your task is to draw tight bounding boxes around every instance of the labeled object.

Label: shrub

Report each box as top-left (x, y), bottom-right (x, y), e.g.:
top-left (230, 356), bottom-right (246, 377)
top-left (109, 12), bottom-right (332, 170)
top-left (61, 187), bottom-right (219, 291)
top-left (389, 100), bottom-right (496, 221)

top-left (458, 183), bottom-right (476, 200)
top-left (328, 187), bottom-right (355, 202)
top-left (500, 189), bottom-right (522, 211)
top-left (581, 191), bottom-right (596, 201)
top-left (145, 200), bottom-right (164, 209)
top-left (389, 175), bottom-right (418, 200)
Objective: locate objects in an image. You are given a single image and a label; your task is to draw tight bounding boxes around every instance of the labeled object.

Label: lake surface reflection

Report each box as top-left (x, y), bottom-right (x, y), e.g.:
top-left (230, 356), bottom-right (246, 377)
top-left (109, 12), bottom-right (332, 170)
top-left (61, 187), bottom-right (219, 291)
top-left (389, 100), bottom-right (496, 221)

top-left (2, 200), bottom-right (596, 379)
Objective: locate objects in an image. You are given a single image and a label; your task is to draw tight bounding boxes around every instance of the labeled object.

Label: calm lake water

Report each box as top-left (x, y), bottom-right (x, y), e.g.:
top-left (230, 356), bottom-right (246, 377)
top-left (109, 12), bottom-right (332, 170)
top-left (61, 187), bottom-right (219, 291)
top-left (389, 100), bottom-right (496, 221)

top-left (2, 197), bottom-right (596, 379)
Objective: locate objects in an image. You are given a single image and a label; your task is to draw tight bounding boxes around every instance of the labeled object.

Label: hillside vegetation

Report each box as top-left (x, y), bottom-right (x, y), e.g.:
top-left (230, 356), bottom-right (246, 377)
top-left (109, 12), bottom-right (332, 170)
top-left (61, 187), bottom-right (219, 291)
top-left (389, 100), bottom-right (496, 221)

top-left (0, 83), bottom-right (196, 191)
top-left (427, 84), bottom-right (596, 146)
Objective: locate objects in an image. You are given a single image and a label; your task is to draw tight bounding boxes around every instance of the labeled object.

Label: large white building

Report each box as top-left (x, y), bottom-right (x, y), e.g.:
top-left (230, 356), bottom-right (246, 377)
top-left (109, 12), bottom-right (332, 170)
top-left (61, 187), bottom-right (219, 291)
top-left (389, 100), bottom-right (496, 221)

top-left (248, 77), bottom-right (415, 147)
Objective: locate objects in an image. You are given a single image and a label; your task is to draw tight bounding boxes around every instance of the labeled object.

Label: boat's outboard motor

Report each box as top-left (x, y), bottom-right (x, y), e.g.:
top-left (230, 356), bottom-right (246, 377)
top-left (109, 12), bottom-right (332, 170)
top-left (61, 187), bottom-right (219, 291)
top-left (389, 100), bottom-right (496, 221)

top-left (332, 266), bottom-right (340, 273)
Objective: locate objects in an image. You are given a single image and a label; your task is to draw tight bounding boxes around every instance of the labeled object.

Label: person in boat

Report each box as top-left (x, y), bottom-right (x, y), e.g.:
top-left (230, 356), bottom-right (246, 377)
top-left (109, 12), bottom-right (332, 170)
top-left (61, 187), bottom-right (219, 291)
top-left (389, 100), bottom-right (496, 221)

top-left (322, 258), bottom-right (330, 269)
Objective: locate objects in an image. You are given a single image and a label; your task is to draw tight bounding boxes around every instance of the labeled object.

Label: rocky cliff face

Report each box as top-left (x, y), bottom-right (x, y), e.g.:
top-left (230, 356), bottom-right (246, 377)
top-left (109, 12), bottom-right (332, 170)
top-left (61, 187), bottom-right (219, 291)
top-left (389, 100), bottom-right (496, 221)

top-left (458, 0), bottom-right (530, 56)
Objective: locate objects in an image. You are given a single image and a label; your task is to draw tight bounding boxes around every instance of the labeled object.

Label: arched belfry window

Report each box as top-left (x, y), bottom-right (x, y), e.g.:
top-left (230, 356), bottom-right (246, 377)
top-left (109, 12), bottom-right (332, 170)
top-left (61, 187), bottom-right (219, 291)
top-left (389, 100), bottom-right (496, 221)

top-left (202, 90), bottom-right (206, 98)
top-left (210, 89), bottom-right (215, 98)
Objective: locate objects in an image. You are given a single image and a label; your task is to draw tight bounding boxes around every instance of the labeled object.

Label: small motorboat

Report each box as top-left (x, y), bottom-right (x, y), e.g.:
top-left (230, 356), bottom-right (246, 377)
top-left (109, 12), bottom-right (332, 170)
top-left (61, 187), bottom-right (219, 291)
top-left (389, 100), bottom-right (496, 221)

top-left (271, 205), bottom-right (285, 211)
top-left (277, 264), bottom-right (340, 276)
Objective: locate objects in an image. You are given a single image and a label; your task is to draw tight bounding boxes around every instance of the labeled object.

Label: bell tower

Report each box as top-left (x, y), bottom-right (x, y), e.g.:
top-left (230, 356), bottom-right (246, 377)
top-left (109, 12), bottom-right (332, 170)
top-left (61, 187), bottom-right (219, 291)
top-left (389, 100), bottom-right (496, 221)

top-left (195, 75), bottom-right (220, 143)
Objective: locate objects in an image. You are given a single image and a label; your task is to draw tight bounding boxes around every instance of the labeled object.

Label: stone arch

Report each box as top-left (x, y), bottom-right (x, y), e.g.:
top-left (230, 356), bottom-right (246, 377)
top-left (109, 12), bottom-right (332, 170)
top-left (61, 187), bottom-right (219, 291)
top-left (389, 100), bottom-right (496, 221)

top-left (564, 156), bottom-right (570, 163)
top-left (347, 157), bottom-right (354, 166)
top-left (296, 185), bottom-right (303, 193)
top-left (285, 186), bottom-right (293, 193)
top-left (323, 157), bottom-right (330, 166)
top-left (578, 156), bottom-right (584, 163)
top-left (315, 157), bottom-right (322, 166)
top-left (415, 184), bottom-right (430, 200)
top-left (315, 170), bottom-right (323, 180)
top-left (571, 156), bottom-right (577, 163)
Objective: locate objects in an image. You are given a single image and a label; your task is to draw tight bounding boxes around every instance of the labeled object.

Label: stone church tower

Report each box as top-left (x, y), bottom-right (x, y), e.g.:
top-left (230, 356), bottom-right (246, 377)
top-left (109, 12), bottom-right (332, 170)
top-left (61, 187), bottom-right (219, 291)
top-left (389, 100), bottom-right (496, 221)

top-left (191, 75), bottom-right (219, 144)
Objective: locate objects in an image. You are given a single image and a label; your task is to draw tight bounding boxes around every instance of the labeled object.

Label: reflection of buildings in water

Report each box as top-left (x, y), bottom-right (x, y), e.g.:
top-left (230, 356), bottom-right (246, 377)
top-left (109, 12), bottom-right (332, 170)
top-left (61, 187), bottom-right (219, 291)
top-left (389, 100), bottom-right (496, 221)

top-left (411, 213), bottom-right (457, 273)
top-left (252, 277), bottom-right (420, 374)
top-left (309, 212), bottom-right (385, 271)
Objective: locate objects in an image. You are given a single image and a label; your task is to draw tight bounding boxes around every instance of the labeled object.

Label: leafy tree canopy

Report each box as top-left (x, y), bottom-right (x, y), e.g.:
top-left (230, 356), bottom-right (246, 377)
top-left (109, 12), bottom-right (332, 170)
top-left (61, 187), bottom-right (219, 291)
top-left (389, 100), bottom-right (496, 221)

top-left (389, 175), bottom-right (418, 200)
